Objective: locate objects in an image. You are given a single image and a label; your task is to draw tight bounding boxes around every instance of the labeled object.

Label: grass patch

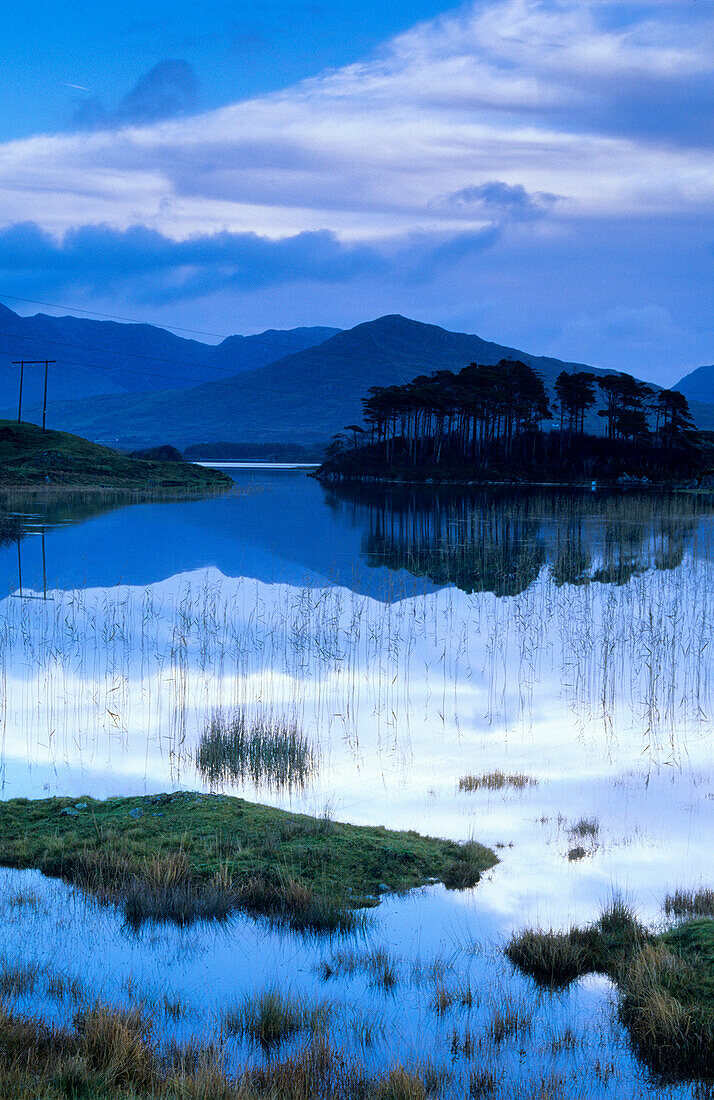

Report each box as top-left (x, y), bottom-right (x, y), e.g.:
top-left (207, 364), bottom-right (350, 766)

top-left (458, 772), bottom-right (537, 793)
top-left (506, 900), bottom-right (714, 1080)
top-left (0, 420), bottom-right (231, 490)
top-left (0, 1000), bottom-right (450, 1100)
top-left (222, 987), bottom-right (329, 1050)
top-left (664, 887), bottom-right (714, 919)
top-left (0, 792), bottom-right (497, 934)
top-left (196, 709), bottom-right (317, 793)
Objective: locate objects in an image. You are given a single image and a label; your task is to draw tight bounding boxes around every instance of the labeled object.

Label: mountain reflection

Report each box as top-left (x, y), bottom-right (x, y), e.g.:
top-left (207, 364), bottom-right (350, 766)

top-left (324, 484), bottom-right (711, 596)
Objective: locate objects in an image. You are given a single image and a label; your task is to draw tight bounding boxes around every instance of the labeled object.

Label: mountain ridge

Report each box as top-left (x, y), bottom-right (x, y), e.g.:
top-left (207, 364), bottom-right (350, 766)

top-left (4, 309), bottom-right (713, 447)
top-left (0, 302), bottom-right (339, 408)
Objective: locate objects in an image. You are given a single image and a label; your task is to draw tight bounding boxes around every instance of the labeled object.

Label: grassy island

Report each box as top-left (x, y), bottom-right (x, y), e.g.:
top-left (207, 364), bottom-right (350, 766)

top-left (506, 900), bottom-right (714, 1081)
top-left (0, 793), bottom-right (497, 933)
top-left (0, 421), bottom-right (231, 491)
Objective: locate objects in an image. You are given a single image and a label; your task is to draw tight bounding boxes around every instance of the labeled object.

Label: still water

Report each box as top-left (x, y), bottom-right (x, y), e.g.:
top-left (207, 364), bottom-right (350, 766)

top-left (0, 472), bottom-right (712, 1096)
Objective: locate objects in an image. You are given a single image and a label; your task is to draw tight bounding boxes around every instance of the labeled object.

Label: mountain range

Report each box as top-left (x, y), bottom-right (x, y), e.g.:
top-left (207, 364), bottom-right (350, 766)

top-left (1, 304), bottom-right (712, 447)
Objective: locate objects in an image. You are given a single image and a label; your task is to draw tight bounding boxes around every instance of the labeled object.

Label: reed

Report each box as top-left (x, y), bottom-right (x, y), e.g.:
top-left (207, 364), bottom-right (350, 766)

top-left (196, 708), bottom-right (317, 793)
top-left (458, 772), bottom-right (537, 792)
top-left (664, 887), bottom-right (714, 919)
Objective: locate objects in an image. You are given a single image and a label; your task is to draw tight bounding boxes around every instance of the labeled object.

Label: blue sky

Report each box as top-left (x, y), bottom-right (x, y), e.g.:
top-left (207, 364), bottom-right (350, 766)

top-left (1, 0), bottom-right (713, 384)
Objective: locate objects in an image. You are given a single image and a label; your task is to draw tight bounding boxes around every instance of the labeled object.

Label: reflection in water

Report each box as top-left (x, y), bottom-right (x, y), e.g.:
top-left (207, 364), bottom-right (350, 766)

top-left (325, 483), bottom-right (708, 594)
top-left (0, 476), bottom-right (713, 1096)
top-left (196, 708), bottom-right (318, 793)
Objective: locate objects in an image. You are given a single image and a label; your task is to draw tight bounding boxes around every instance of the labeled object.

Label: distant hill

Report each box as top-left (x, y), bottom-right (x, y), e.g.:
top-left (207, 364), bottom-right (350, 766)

top-left (6, 312), bottom-right (714, 447)
top-left (675, 364), bottom-right (714, 406)
top-left (0, 302), bottom-right (339, 411)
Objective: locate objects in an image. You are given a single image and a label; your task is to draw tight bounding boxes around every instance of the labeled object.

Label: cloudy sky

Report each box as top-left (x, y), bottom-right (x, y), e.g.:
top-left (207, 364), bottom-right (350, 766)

top-left (1, 0), bottom-right (713, 384)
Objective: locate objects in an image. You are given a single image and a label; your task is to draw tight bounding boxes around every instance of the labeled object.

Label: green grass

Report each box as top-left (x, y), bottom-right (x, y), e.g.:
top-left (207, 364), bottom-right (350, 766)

top-left (0, 792), bottom-right (497, 932)
top-left (196, 709), bottom-right (317, 793)
top-left (506, 902), bottom-right (714, 1080)
top-left (0, 420), bottom-right (230, 490)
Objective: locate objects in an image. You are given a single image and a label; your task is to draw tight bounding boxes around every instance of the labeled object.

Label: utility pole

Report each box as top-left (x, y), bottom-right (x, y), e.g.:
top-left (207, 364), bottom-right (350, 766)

top-left (12, 360), bottom-right (25, 422)
top-left (10, 360), bottom-right (55, 428)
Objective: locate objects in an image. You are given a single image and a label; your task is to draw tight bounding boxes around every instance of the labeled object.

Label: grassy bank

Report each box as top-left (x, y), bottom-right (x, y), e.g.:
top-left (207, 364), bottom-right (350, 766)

top-left (505, 900), bottom-right (714, 1080)
top-left (0, 421), bottom-right (231, 490)
top-left (0, 793), bottom-right (496, 933)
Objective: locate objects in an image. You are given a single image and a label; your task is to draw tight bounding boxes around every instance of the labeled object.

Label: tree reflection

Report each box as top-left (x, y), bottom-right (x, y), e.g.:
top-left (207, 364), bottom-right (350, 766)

top-left (324, 484), bottom-right (708, 596)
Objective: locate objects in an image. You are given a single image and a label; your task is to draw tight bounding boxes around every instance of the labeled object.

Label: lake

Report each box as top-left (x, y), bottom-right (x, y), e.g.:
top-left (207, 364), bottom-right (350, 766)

top-left (0, 471), bottom-right (711, 1097)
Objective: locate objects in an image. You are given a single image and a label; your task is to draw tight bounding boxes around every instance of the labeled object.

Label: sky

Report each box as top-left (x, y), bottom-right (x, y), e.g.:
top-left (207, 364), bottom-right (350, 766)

top-left (1, 0), bottom-right (713, 385)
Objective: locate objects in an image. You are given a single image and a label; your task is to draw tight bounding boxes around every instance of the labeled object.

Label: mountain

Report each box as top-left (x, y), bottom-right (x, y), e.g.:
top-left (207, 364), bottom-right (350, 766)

top-left (8, 312), bottom-right (714, 447)
top-left (12, 313), bottom-right (664, 448)
top-left (675, 364), bottom-right (714, 406)
top-left (0, 302), bottom-right (339, 411)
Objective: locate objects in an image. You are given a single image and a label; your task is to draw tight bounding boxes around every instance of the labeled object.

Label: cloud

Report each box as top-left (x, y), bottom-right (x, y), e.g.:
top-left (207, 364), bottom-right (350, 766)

top-left (442, 181), bottom-right (560, 221)
top-left (0, 221), bottom-right (386, 301)
top-left (0, 2), bottom-right (713, 380)
top-left (1, 0), bottom-right (711, 247)
top-left (73, 60), bottom-right (200, 129)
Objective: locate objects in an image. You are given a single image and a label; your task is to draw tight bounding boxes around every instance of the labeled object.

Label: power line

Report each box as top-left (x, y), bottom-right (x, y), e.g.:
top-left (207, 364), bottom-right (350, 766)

top-left (0, 294), bottom-right (227, 338)
top-left (0, 292), bottom-right (342, 361)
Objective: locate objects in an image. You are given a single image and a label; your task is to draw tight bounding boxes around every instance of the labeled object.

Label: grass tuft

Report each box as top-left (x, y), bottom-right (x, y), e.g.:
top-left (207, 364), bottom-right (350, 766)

top-left (222, 987), bottom-right (326, 1051)
top-left (196, 709), bottom-right (317, 793)
top-left (458, 772), bottom-right (537, 793)
top-left (664, 888), bottom-right (714, 920)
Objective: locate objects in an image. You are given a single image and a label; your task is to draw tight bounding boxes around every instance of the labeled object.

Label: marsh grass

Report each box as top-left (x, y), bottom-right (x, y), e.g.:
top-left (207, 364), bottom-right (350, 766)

top-left (664, 887), bottom-right (714, 919)
top-left (318, 948), bottom-right (399, 989)
top-left (458, 772), bottom-right (537, 793)
top-left (504, 930), bottom-right (588, 989)
top-left (488, 1002), bottom-right (532, 1043)
top-left (0, 998), bottom-right (445, 1100)
top-left (568, 817), bottom-right (599, 840)
top-left (0, 962), bottom-right (40, 998)
top-left (196, 709), bottom-right (318, 793)
top-left (222, 987), bottom-right (330, 1051)
top-left (506, 899), bottom-right (714, 1080)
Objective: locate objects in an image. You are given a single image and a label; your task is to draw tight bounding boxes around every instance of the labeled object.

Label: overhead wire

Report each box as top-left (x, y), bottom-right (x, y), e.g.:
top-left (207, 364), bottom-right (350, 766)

top-left (0, 291), bottom-right (398, 393)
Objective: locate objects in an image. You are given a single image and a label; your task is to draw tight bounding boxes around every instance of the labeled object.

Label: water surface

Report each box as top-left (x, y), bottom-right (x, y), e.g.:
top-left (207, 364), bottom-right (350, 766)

top-left (0, 473), bottom-right (711, 1096)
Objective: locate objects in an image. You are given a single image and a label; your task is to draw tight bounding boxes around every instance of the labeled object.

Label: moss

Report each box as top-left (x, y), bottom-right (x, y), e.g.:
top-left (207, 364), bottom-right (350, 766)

top-left (0, 792), bottom-right (497, 929)
top-left (0, 420), bottom-right (230, 490)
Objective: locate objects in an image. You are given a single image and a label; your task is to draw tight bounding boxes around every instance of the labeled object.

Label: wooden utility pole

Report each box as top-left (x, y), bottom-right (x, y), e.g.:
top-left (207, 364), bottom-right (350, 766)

top-left (10, 359), bottom-right (55, 428)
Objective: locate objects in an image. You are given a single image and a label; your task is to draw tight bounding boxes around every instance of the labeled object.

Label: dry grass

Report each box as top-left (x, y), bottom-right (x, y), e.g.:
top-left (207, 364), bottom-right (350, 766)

top-left (618, 942), bottom-right (712, 1077)
top-left (0, 998), bottom-right (459, 1100)
top-left (458, 772), bottom-right (537, 793)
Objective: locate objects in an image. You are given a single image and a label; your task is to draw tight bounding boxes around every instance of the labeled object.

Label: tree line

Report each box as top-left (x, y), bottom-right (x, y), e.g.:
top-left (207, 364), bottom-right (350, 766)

top-left (323, 359), bottom-right (700, 478)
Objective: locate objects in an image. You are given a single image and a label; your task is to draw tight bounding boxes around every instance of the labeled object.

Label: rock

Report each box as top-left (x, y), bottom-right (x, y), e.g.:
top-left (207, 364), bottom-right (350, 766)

top-left (60, 808), bottom-right (81, 817)
top-left (129, 808), bottom-right (144, 819)
top-left (74, 802), bottom-right (88, 810)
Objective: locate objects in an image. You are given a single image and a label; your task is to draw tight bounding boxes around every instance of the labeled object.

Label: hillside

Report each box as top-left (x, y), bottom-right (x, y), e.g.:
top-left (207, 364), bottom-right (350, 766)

top-left (14, 314), bottom-right (667, 449)
top-left (7, 313), bottom-right (713, 448)
top-left (0, 421), bottom-right (231, 490)
top-left (0, 302), bottom-right (338, 409)
top-left (675, 364), bottom-right (714, 406)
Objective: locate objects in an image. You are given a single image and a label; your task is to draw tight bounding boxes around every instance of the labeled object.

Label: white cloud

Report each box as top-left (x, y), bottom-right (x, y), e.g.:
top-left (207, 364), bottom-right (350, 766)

top-left (0, 0), bottom-right (713, 244)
